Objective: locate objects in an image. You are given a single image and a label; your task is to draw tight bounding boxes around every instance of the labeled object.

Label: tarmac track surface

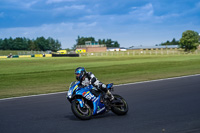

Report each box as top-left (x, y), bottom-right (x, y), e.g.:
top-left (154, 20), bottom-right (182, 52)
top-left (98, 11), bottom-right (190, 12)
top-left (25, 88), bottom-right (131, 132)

top-left (0, 75), bottom-right (200, 133)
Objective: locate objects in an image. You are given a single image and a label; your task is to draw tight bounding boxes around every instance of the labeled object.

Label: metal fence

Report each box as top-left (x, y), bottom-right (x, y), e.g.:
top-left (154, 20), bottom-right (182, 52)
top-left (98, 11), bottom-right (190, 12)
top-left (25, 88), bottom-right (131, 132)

top-left (17, 51), bottom-right (51, 55)
top-left (79, 50), bottom-right (200, 57)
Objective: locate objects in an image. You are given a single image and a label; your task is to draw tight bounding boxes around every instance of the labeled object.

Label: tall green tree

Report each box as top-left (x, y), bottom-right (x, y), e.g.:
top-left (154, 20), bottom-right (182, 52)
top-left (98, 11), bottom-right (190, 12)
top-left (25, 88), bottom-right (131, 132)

top-left (98, 39), bottom-right (102, 44)
top-left (21, 37), bottom-right (29, 50)
top-left (28, 39), bottom-right (37, 50)
top-left (75, 36), bottom-right (120, 48)
top-left (2, 38), bottom-right (9, 50)
top-left (54, 39), bottom-right (62, 51)
top-left (105, 39), bottom-right (113, 47)
top-left (113, 41), bottom-right (120, 47)
top-left (13, 37), bottom-right (28, 50)
top-left (8, 37), bottom-right (14, 50)
top-left (171, 38), bottom-right (177, 45)
top-left (0, 39), bottom-right (3, 49)
top-left (0, 37), bottom-right (62, 51)
top-left (102, 39), bottom-right (106, 44)
top-left (160, 38), bottom-right (179, 46)
top-left (47, 37), bottom-right (55, 51)
top-left (76, 36), bottom-right (95, 45)
top-left (35, 37), bottom-right (50, 51)
top-left (180, 30), bottom-right (200, 51)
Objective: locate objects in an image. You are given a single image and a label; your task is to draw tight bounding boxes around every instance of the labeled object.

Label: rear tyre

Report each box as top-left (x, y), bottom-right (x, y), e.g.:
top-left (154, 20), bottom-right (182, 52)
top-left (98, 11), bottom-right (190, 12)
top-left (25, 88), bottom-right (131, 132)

top-left (71, 100), bottom-right (92, 120)
top-left (111, 94), bottom-right (128, 115)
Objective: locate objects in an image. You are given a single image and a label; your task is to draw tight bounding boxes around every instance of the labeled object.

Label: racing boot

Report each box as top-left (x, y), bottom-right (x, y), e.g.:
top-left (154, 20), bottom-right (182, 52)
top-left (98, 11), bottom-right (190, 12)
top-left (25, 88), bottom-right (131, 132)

top-left (106, 90), bottom-right (114, 101)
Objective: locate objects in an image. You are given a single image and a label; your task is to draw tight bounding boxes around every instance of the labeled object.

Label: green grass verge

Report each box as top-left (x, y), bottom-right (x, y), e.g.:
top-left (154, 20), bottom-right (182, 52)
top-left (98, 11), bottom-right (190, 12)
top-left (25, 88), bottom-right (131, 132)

top-left (0, 55), bottom-right (200, 99)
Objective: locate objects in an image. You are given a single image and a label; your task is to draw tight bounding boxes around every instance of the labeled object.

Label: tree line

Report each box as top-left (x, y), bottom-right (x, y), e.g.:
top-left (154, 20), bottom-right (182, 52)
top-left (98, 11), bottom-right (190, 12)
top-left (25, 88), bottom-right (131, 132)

top-left (74, 36), bottom-right (120, 49)
top-left (0, 30), bottom-right (199, 52)
top-left (0, 37), bottom-right (62, 51)
top-left (156, 30), bottom-right (199, 51)
top-left (158, 38), bottom-right (179, 46)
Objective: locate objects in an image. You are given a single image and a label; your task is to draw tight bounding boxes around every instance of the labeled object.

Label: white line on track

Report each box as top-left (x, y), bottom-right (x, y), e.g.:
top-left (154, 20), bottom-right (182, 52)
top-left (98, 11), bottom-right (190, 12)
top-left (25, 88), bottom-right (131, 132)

top-left (115, 74), bottom-right (200, 87)
top-left (1, 74), bottom-right (200, 101)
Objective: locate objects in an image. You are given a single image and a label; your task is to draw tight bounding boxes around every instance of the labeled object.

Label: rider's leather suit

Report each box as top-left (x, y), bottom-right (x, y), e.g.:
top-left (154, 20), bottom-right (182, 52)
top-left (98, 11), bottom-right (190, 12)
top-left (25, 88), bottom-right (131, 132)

top-left (79, 72), bottom-right (107, 93)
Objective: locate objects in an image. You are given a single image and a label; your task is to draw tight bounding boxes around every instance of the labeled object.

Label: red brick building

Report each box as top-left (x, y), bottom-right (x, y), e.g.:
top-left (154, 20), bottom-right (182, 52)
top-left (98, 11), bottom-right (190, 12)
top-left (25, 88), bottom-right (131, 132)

top-left (76, 41), bottom-right (107, 53)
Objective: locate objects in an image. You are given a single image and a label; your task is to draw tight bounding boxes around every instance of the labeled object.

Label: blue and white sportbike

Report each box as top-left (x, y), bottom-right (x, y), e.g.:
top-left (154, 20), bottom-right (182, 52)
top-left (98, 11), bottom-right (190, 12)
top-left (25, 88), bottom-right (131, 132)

top-left (67, 81), bottom-right (128, 120)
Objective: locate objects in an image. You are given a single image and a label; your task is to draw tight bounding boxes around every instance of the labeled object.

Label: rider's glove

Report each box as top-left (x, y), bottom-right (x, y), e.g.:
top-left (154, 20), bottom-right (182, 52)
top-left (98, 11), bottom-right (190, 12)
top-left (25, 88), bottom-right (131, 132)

top-left (98, 83), bottom-right (107, 92)
top-left (102, 84), bottom-right (106, 89)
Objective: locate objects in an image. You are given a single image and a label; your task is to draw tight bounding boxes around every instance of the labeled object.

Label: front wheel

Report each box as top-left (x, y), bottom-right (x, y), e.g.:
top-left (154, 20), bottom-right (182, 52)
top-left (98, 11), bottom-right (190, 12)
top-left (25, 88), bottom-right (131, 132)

top-left (111, 94), bottom-right (128, 115)
top-left (71, 100), bottom-right (92, 120)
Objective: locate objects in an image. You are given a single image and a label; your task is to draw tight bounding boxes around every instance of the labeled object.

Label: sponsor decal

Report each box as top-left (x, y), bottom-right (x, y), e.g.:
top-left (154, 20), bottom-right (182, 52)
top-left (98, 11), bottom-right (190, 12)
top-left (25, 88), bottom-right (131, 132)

top-left (93, 97), bottom-right (99, 103)
top-left (97, 107), bottom-right (105, 114)
top-left (73, 85), bottom-right (78, 92)
top-left (83, 91), bottom-right (96, 101)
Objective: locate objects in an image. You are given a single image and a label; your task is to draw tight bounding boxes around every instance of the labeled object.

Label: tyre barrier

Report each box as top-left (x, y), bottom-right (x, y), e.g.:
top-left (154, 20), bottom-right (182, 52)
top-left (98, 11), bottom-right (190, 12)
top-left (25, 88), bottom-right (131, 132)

top-left (0, 54), bottom-right (79, 59)
top-left (0, 56), bottom-right (7, 59)
top-left (52, 54), bottom-right (79, 57)
top-left (19, 55), bottom-right (31, 58)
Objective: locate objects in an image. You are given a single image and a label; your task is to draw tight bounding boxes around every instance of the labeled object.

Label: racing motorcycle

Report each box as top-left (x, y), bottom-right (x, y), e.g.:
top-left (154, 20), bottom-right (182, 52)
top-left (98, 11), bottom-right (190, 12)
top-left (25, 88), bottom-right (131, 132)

top-left (67, 81), bottom-right (128, 120)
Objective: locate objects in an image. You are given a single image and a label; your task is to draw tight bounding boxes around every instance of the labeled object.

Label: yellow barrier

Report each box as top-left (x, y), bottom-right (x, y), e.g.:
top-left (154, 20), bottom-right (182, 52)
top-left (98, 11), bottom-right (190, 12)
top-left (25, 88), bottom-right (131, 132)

top-left (19, 55), bottom-right (31, 58)
top-left (76, 49), bottom-right (86, 53)
top-left (35, 54), bottom-right (43, 57)
top-left (45, 54), bottom-right (52, 57)
top-left (0, 56), bottom-right (7, 59)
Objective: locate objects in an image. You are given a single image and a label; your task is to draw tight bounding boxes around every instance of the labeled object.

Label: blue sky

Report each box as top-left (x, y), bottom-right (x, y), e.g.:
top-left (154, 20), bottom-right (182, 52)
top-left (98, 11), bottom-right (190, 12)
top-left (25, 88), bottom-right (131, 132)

top-left (0, 0), bottom-right (199, 49)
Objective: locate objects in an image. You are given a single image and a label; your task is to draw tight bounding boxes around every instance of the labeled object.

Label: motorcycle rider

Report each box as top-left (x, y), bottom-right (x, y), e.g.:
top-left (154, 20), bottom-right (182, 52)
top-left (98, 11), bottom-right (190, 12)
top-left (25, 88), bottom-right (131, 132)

top-left (75, 67), bottom-right (114, 101)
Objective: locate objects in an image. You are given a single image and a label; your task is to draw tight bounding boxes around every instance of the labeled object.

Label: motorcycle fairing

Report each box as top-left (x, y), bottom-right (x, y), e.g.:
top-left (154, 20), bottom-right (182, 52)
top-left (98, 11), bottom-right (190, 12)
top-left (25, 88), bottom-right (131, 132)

top-left (75, 85), bottom-right (106, 115)
top-left (92, 95), bottom-right (106, 115)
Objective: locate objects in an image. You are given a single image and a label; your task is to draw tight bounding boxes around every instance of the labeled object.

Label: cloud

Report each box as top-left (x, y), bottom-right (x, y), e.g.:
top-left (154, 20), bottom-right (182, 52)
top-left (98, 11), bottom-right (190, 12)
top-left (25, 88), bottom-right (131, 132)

top-left (0, 0), bottom-right (39, 10)
top-left (63, 5), bottom-right (85, 10)
top-left (126, 3), bottom-right (182, 24)
top-left (54, 5), bottom-right (85, 13)
top-left (129, 3), bottom-right (154, 21)
top-left (154, 13), bottom-right (180, 22)
top-left (81, 3), bottom-right (155, 25)
top-left (46, 0), bottom-right (76, 4)
top-left (1, 0), bottom-right (199, 48)
top-left (23, 1), bottom-right (38, 8)
top-left (52, 4), bottom-right (86, 15)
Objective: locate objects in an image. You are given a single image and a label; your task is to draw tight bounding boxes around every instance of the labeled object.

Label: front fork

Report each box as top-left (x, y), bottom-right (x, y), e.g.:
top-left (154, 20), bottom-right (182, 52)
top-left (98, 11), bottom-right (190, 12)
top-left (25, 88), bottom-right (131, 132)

top-left (76, 98), bottom-right (85, 108)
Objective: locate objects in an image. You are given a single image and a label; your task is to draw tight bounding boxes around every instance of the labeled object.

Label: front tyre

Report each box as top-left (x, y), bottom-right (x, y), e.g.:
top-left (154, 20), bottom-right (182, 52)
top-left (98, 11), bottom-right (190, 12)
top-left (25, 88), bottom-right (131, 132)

top-left (111, 94), bottom-right (128, 115)
top-left (71, 100), bottom-right (92, 120)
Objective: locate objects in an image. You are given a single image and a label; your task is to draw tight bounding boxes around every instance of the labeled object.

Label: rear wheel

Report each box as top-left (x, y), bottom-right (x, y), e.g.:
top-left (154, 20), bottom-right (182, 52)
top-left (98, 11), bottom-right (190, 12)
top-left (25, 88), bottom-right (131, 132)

top-left (71, 100), bottom-right (92, 120)
top-left (111, 94), bottom-right (128, 115)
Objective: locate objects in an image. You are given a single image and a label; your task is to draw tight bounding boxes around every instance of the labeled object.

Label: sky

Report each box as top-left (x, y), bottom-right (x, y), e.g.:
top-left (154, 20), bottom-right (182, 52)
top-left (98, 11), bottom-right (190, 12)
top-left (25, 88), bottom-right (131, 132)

top-left (0, 0), bottom-right (199, 49)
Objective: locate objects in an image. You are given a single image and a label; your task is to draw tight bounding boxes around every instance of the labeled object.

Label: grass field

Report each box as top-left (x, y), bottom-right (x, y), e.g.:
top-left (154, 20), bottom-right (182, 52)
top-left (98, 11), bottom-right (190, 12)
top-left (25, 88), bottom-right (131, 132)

top-left (0, 54), bottom-right (200, 99)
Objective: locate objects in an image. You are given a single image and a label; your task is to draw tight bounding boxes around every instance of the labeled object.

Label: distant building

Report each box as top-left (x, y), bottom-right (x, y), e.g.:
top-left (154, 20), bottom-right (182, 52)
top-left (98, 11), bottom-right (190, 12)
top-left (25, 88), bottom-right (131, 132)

top-left (76, 41), bottom-right (107, 53)
top-left (76, 49), bottom-right (86, 53)
top-left (128, 45), bottom-right (179, 50)
top-left (85, 41), bottom-right (99, 45)
top-left (107, 47), bottom-right (127, 51)
top-left (57, 50), bottom-right (67, 54)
